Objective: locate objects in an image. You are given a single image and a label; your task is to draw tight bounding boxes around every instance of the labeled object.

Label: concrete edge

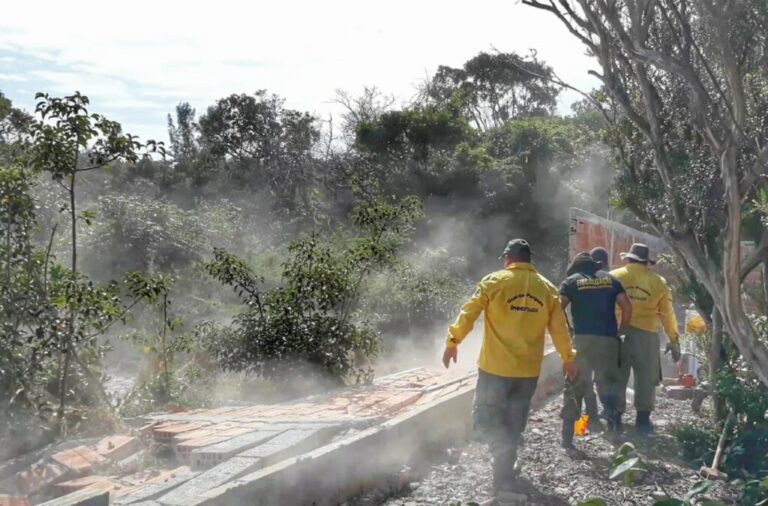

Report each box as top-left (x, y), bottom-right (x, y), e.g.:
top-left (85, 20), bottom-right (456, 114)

top-left (181, 350), bottom-right (564, 506)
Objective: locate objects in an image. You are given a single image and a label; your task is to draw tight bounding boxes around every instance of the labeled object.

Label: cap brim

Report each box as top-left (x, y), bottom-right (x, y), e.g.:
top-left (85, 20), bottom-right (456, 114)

top-left (620, 252), bottom-right (656, 265)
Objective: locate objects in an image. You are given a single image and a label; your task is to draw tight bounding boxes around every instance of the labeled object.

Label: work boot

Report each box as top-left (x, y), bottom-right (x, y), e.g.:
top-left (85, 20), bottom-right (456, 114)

top-left (562, 419), bottom-right (587, 459)
top-left (562, 418), bottom-right (575, 447)
top-left (635, 411), bottom-right (654, 436)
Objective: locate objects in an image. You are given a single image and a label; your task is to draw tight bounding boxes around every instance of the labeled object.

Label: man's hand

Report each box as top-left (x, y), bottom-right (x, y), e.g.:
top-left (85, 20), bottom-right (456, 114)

top-left (442, 347), bottom-right (457, 369)
top-left (666, 341), bottom-right (681, 363)
top-left (563, 361), bottom-right (578, 381)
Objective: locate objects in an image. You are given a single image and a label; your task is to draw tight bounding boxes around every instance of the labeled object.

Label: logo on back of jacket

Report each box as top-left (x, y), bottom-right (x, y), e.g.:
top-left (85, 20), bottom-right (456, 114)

top-left (575, 277), bottom-right (613, 291)
top-left (507, 293), bottom-right (543, 312)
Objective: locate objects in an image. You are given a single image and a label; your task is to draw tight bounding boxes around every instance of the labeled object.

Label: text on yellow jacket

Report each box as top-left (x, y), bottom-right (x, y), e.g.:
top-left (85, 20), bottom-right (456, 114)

top-left (609, 263), bottom-right (680, 342)
top-left (445, 262), bottom-right (576, 378)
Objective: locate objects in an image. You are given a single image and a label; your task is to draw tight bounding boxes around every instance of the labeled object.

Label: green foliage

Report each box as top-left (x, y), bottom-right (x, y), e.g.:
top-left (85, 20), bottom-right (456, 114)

top-left (198, 90), bottom-right (320, 215)
top-left (673, 424), bottom-right (718, 468)
top-left (356, 102), bottom-right (472, 160)
top-left (427, 51), bottom-right (560, 130)
top-left (28, 92), bottom-right (162, 178)
top-left (203, 198), bottom-right (422, 395)
top-left (714, 367), bottom-right (768, 478)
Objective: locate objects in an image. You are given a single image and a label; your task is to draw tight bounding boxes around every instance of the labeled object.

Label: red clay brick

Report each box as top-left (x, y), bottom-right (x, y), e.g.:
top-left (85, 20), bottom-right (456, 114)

top-left (52, 446), bottom-right (107, 474)
top-left (0, 495), bottom-right (32, 506)
top-left (55, 475), bottom-right (117, 494)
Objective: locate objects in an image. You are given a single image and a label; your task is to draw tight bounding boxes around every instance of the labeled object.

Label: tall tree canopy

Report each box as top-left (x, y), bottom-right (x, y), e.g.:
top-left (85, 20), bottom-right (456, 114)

top-left (425, 51), bottom-right (560, 131)
top-left (524, 0), bottom-right (768, 385)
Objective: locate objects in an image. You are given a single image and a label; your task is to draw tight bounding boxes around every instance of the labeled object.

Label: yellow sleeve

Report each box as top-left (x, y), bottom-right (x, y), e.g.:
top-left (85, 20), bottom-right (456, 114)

top-left (547, 291), bottom-right (576, 363)
top-left (446, 281), bottom-right (490, 348)
top-left (658, 279), bottom-right (680, 342)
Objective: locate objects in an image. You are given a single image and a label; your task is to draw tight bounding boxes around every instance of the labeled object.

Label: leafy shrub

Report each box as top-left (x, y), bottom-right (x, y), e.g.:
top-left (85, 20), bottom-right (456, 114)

top-left (673, 424), bottom-right (717, 468)
top-left (716, 368), bottom-right (768, 477)
top-left (204, 197), bottom-right (422, 396)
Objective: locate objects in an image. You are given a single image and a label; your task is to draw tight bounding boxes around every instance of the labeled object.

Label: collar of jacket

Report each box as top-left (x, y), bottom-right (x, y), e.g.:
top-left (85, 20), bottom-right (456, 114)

top-left (625, 263), bottom-right (649, 272)
top-left (505, 262), bottom-right (536, 272)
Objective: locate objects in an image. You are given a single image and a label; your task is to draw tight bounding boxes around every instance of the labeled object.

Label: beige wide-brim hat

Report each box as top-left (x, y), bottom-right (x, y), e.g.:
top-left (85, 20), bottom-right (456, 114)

top-left (620, 243), bottom-right (656, 265)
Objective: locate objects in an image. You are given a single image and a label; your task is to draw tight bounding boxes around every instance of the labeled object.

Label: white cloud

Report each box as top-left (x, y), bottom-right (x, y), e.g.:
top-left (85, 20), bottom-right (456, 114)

top-left (0, 73), bottom-right (27, 82)
top-left (2, 0), bottom-right (599, 141)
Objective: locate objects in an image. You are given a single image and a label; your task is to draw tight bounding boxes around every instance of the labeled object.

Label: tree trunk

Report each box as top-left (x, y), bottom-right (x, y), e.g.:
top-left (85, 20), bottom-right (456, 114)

top-left (762, 253), bottom-right (768, 314)
top-left (709, 309), bottom-right (726, 423)
top-left (56, 171), bottom-right (78, 436)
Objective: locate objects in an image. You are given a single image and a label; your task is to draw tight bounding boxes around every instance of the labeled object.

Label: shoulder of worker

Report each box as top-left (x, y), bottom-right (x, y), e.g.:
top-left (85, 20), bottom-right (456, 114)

top-left (596, 269), bottom-right (622, 282)
top-left (477, 269), bottom-right (510, 291)
top-left (649, 270), bottom-right (671, 289)
top-left (609, 266), bottom-right (629, 278)
top-left (534, 271), bottom-right (560, 294)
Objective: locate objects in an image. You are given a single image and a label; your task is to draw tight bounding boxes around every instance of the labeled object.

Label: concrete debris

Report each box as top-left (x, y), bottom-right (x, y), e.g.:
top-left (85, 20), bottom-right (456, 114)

top-left (37, 487), bottom-right (109, 506)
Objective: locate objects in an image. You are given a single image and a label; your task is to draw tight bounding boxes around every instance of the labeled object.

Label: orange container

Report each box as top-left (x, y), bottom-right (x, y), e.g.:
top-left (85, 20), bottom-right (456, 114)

top-left (679, 374), bottom-right (696, 388)
top-left (574, 414), bottom-right (590, 436)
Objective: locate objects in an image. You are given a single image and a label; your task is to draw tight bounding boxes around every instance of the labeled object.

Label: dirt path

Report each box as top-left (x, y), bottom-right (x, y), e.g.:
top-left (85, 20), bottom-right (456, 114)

top-left (373, 393), bottom-right (738, 505)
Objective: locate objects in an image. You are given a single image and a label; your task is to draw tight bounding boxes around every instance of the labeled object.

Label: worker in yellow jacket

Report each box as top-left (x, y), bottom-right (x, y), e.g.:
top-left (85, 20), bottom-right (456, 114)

top-left (610, 243), bottom-right (680, 435)
top-left (442, 239), bottom-right (577, 498)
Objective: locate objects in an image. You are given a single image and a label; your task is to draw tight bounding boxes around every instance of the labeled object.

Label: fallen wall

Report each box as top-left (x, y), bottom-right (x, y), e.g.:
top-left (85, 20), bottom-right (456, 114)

top-left (173, 350), bottom-right (564, 506)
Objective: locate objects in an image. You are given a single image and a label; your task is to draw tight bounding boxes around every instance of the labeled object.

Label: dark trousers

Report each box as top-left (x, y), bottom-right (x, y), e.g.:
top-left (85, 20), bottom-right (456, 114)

top-left (562, 334), bottom-right (623, 425)
top-left (617, 326), bottom-right (661, 412)
top-left (473, 370), bottom-right (538, 492)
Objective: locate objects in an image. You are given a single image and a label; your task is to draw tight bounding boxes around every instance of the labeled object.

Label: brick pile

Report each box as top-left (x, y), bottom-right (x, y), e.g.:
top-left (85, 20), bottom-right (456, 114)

top-left (2, 368), bottom-right (476, 505)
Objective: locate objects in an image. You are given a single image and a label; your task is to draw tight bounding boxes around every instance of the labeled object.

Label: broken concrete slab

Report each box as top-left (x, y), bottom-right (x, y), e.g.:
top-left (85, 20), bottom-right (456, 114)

top-left (182, 379), bottom-right (475, 505)
top-left (238, 428), bottom-right (329, 461)
top-left (190, 431), bottom-right (281, 469)
top-left (113, 468), bottom-right (198, 505)
top-left (173, 351), bottom-right (564, 505)
top-left (37, 488), bottom-right (109, 506)
top-left (156, 457), bottom-right (260, 506)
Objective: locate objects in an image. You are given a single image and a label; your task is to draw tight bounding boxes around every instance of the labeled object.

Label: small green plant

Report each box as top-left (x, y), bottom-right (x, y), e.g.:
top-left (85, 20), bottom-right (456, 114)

top-left (609, 442), bottom-right (646, 486)
top-left (650, 480), bottom-right (728, 505)
top-left (736, 476), bottom-right (768, 505)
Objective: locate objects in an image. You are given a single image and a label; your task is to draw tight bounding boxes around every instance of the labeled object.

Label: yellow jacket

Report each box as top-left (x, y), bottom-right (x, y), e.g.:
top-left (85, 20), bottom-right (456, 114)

top-left (610, 263), bottom-right (680, 341)
top-left (686, 314), bottom-right (707, 334)
top-left (446, 262), bottom-right (576, 378)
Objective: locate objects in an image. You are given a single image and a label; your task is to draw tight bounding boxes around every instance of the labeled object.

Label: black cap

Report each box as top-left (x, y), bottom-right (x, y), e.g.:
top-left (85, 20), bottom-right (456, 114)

top-left (590, 247), bottom-right (609, 269)
top-left (499, 239), bottom-right (532, 259)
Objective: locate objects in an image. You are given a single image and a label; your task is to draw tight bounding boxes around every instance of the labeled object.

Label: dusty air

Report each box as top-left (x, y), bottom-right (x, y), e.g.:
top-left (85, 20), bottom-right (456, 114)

top-left (1, 1), bottom-right (767, 505)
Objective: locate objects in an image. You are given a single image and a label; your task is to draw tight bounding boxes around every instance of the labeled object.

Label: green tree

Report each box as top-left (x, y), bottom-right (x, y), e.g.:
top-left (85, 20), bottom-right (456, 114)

top-left (28, 92), bottom-right (164, 432)
top-left (199, 91), bottom-right (320, 215)
top-left (524, 0), bottom-right (768, 387)
top-left (425, 51), bottom-right (560, 131)
top-left (0, 91), bottom-right (32, 163)
top-left (204, 197), bottom-right (422, 394)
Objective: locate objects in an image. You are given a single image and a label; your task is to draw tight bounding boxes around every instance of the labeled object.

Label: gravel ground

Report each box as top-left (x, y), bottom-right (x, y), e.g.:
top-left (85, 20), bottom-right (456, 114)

top-left (371, 391), bottom-right (738, 505)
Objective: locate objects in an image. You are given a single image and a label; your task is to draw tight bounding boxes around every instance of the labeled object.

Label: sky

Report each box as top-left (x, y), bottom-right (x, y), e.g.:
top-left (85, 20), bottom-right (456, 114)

top-left (0, 0), bottom-right (599, 143)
